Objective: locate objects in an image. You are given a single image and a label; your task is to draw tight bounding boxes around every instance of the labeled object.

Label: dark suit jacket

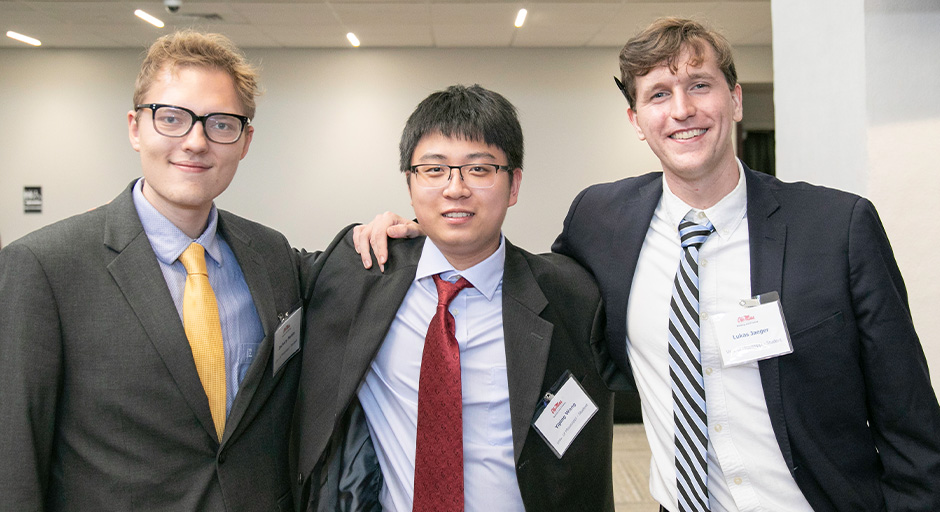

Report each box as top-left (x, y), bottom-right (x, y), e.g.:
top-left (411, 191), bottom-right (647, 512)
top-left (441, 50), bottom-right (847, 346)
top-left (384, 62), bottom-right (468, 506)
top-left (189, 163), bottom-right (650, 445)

top-left (552, 164), bottom-right (940, 511)
top-left (0, 181), bottom-right (303, 511)
top-left (292, 227), bottom-right (615, 511)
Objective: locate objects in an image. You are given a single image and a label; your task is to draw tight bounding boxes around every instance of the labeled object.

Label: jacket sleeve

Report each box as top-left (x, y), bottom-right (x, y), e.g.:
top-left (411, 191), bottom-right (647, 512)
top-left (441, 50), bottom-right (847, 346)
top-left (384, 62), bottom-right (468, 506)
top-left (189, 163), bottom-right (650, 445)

top-left (0, 242), bottom-right (63, 511)
top-left (848, 198), bottom-right (940, 509)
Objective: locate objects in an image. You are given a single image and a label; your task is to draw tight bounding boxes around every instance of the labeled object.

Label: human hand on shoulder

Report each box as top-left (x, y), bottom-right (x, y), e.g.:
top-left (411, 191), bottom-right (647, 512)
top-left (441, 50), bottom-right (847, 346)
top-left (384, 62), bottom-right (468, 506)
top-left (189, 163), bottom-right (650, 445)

top-left (353, 212), bottom-right (423, 272)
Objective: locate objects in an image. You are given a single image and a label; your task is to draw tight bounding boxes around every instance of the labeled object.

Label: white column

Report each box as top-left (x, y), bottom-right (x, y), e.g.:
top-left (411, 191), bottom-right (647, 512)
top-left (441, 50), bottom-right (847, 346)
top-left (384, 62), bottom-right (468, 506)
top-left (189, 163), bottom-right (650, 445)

top-left (772, 0), bottom-right (940, 394)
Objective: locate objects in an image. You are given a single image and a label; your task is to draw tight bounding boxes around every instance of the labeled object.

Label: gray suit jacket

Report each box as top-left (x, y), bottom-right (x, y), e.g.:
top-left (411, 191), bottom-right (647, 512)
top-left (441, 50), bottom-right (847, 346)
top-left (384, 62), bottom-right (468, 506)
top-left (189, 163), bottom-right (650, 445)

top-left (292, 227), bottom-right (616, 511)
top-left (0, 181), bottom-right (303, 511)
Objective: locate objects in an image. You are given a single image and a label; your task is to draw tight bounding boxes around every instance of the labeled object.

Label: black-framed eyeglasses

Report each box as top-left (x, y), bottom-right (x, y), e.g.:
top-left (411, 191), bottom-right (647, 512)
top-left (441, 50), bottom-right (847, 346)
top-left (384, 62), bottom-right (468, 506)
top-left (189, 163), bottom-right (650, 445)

top-left (135, 103), bottom-right (251, 144)
top-left (409, 163), bottom-right (512, 189)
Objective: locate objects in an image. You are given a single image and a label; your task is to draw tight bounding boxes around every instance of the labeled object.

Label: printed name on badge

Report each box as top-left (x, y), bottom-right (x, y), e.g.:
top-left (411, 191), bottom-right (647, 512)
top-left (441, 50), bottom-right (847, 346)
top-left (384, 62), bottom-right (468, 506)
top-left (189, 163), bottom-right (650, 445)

top-left (272, 307), bottom-right (302, 375)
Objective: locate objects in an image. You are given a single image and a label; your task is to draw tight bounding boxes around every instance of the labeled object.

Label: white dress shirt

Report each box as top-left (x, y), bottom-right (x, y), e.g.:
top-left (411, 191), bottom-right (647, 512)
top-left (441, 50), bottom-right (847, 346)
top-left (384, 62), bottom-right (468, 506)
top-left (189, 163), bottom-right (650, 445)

top-left (357, 236), bottom-right (525, 512)
top-left (626, 162), bottom-right (813, 511)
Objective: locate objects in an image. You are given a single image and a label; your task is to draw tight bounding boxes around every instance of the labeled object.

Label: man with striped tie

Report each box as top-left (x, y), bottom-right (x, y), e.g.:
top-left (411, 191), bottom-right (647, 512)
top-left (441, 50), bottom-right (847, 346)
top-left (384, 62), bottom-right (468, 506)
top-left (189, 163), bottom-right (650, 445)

top-left (551, 17), bottom-right (940, 512)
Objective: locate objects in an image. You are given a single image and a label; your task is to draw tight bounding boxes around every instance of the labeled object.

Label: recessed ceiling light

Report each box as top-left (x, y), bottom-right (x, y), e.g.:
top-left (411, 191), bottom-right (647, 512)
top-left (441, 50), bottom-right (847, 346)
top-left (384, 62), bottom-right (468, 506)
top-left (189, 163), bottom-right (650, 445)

top-left (346, 32), bottom-right (360, 47)
top-left (514, 9), bottom-right (527, 28)
top-left (135, 9), bottom-right (165, 28)
top-left (6, 30), bottom-right (41, 46)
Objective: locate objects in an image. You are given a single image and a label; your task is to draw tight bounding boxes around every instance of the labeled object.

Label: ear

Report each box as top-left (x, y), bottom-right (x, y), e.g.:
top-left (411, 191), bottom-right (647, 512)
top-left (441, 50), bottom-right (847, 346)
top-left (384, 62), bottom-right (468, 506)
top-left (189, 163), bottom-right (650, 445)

top-left (128, 110), bottom-right (141, 152)
top-left (507, 169), bottom-right (522, 207)
top-left (407, 174), bottom-right (415, 209)
top-left (731, 83), bottom-right (743, 123)
top-left (627, 107), bottom-right (646, 141)
top-left (239, 125), bottom-right (254, 160)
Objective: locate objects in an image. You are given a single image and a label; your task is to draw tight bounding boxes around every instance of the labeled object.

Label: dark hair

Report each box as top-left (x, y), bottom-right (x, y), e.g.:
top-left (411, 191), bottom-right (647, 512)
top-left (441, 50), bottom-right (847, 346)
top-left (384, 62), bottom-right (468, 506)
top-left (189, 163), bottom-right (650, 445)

top-left (399, 84), bottom-right (523, 175)
top-left (619, 17), bottom-right (737, 110)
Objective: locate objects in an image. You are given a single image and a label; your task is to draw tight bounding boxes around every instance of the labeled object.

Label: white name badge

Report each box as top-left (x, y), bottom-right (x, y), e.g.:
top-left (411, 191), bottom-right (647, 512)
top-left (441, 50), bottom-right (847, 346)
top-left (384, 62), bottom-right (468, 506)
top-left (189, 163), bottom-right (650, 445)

top-left (713, 292), bottom-right (793, 367)
top-left (532, 372), bottom-right (598, 459)
top-left (272, 306), bottom-right (302, 376)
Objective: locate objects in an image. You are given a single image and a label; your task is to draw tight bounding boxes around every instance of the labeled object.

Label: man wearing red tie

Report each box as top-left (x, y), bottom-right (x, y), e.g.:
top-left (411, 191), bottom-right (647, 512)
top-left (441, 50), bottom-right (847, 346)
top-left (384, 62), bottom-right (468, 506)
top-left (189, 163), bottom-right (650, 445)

top-left (292, 85), bottom-right (616, 511)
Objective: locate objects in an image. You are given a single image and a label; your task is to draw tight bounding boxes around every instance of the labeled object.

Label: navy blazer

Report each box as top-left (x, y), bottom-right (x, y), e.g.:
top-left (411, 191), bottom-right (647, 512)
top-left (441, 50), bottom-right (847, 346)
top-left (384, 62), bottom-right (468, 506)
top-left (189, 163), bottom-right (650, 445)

top-left (552, 164), bottom-right (940, 511)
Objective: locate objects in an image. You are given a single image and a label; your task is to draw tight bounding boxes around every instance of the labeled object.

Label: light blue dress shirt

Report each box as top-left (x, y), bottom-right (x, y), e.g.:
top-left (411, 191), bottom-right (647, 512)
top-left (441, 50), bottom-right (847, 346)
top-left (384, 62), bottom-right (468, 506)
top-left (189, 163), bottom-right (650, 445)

top-left (132, 178), bottom-right (264, 417)
top-left (357, 236), bottom-right (525, 512)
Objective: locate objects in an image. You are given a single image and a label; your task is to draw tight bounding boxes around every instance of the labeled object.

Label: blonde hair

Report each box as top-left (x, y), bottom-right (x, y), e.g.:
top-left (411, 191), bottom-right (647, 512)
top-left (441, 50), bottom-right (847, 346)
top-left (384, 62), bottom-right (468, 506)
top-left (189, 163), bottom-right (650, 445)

top-left (133, 31), bottom-right (261, 118)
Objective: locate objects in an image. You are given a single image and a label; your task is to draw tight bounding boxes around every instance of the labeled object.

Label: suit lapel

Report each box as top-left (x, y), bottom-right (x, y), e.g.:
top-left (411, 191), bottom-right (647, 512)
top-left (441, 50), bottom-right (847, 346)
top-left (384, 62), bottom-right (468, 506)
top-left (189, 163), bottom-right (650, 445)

top-left (501, 242), bottom-right (554, 462)
top-left (216, 213), bottom-right (282, 446)
top-left (104, 184), bottom-right (218, 441)
top-left (745, 166), bottom-right (795, 469)
top-left (334, 239), bottom-right (424, 412)
top-left (611, 176), bottom-right (662, 373)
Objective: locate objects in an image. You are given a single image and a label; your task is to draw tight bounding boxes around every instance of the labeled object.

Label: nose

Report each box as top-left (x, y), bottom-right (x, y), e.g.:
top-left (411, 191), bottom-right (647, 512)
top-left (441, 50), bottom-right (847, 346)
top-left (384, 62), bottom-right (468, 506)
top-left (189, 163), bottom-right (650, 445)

top-left (442, 167), bottom-right (471, 199)
top-left (181, 121), bottom-right (210, 153)
top-left (670, 91), bottom-right (696, 120)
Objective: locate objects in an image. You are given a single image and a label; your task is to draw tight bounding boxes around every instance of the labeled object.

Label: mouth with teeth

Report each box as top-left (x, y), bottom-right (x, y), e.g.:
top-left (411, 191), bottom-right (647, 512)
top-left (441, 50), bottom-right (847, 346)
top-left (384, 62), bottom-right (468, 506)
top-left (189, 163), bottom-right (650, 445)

top-left (443, 212), bottom-right (473, 218)
top-left (670, 128), bottom-right (707, 140)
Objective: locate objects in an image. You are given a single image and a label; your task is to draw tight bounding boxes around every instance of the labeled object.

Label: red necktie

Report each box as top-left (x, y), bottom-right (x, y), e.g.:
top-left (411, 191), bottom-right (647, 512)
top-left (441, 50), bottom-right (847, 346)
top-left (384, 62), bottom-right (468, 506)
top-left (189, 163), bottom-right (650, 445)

top-left (413, 274), bottom-right (473, 512)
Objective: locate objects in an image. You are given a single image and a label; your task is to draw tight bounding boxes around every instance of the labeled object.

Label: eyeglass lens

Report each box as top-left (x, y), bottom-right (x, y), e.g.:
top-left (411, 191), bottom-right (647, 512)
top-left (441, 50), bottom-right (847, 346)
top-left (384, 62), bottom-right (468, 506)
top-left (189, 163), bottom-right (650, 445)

top-left (413, 164), bottom-right (501, 189)
top-left (152, 106), bottom-right (244, 144)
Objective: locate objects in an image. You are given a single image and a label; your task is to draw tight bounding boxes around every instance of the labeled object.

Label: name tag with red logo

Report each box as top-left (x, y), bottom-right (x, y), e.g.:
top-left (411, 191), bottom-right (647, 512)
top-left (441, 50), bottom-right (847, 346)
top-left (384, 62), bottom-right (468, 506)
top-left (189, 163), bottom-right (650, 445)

top-left (532, 371), bottom-right (598, 459)
top-left (713, 291), bottom-right (793, 367)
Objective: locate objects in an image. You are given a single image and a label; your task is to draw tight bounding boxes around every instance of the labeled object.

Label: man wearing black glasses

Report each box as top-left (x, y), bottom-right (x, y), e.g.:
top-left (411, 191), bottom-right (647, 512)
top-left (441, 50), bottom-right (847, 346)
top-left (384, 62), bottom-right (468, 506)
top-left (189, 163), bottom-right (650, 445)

top-left (292, 85), bottom-right (616, 512)
top-left (0, 31), bottom-right (302, 511)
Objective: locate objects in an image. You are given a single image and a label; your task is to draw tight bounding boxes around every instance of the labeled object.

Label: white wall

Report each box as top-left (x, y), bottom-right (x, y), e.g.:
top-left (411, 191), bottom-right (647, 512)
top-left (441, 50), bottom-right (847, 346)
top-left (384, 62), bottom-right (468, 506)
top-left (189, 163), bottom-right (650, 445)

top-left (0, 44), bottom-right (772, 253)
top-left (864, 0), bottom-right (940, 396)
top-left (773, 0), bottom-right (939, 395)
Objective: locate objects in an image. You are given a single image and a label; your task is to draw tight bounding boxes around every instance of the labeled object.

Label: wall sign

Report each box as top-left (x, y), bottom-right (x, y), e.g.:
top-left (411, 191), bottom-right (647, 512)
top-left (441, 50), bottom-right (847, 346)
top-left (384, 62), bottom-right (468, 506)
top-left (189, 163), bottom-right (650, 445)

top-left (24, 186), bottom-right (42, 214)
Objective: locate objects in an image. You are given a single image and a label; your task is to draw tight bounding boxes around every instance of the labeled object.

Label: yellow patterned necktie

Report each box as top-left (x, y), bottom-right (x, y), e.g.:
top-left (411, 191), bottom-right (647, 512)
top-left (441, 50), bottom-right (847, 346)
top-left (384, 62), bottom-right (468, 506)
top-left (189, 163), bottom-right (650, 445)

top-left (179, 242), bottom-right (226, 441)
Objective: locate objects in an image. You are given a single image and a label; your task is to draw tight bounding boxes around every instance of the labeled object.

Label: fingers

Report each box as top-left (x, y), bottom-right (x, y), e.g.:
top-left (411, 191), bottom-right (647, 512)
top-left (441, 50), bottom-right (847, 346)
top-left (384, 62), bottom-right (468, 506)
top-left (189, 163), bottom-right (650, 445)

top-left (387, 222), bottom-right (423, 238)
top-left (353, 224), bottom-right (374, 269)
top-left (354, 212), bottom-right (422, 273)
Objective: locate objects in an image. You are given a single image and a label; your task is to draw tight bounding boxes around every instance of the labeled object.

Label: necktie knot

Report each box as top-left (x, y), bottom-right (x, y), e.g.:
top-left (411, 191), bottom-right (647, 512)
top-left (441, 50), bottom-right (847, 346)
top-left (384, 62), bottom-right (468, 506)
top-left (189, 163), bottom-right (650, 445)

top-left (679, 219), bottom-right (715, 249)
top-left (180, 242), bottom-right (209, 276)
top-left (433, 274), bottom-right (473, 307)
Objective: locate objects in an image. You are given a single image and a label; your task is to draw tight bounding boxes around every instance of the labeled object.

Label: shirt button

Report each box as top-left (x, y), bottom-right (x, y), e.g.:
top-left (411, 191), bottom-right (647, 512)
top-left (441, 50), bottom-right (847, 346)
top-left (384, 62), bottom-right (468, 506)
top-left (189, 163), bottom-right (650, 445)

top-left (714, 424), bottom-right (723, 433)
top-left (452, 309), bottom-right (459, 316)
top-left (705, 368), bottom-right (713, 375)
top-left (734, 477), bottom-right (743, 485)
top-left (700, 258), bottom-right (708, 267)
top-left (700, 312), bottom-right (709, 321)
top-left (696, 211), bottom-right (706, 220)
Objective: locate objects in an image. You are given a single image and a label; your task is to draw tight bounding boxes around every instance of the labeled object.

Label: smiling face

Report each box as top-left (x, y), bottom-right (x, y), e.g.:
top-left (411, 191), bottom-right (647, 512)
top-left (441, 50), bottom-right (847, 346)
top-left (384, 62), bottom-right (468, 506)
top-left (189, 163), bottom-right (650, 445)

top-left (128, 65), bottom-right (253, 235)
top-left (408, 132), bottom-right (522, 270)
top-left (627, 44), bottom-right (742, 203)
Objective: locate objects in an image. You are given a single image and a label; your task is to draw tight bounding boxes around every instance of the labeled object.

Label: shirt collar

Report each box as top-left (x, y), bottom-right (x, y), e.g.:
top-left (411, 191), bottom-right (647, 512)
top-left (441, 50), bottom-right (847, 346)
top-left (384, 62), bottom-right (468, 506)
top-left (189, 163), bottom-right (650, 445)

top-left (660, 159), bottom-right (748, 239)
top-left (132, 178), bottom-right (223, 267)
top-left (414, 235), bottom-right (506, 301)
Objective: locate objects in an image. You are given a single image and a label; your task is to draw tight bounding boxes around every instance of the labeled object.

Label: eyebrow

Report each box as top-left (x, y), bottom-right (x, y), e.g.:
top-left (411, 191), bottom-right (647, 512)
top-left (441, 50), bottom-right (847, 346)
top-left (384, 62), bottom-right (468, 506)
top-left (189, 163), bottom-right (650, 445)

top-left (638, 70), bottom-right (720, 96)
top-left (415, 151), bottom-right (499, 162)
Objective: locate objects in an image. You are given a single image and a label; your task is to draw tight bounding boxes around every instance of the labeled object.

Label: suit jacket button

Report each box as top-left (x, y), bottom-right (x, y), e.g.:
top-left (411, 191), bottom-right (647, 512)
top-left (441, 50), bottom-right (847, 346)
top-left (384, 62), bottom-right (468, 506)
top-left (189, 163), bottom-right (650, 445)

top-left (298, 473), bottom-right (304, 484)
top-left (218, 452), bottom-right (226, 464)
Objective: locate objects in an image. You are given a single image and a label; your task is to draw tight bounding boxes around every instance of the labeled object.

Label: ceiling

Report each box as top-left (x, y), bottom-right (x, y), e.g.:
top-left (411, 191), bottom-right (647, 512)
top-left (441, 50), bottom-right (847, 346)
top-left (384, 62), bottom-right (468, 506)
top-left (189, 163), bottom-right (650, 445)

top-left (1, 0), bottom-right (771, 49)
